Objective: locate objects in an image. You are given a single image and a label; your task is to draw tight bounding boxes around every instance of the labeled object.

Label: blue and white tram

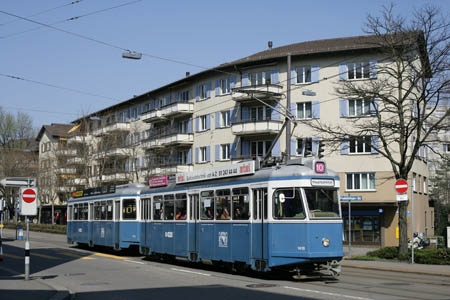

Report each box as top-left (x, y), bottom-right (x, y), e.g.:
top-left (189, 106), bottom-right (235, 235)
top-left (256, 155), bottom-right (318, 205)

top-left (139, 159), bottom-right (344, 277)
top-left (67, 184), bottom-right (145, 250)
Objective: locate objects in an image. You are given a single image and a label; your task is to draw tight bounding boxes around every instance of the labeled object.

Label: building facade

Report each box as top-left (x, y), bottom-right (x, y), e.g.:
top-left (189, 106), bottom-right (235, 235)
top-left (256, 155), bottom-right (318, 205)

top-left (38, 34), bottom-right (434, 245)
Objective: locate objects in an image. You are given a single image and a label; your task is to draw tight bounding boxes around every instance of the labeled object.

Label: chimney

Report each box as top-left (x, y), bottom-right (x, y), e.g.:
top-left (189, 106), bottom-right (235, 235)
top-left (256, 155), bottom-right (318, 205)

top-left (186, 72), bottom-right (190, 77)
top-left (268, 41), bottom-right (273, 49)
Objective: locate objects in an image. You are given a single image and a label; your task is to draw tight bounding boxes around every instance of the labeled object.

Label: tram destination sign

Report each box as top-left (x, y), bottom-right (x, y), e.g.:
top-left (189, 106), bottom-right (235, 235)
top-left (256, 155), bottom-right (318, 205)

top-left (72, 185), bottom-right (116, 198)
top-left (176, 161), bottom-right (255, 184)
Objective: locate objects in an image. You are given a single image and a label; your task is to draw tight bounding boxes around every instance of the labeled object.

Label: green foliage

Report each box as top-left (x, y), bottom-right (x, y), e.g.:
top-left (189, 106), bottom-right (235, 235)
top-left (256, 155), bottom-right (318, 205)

top-left (365, 246), bottom-right (450, 265)
top-left (4, 222), bottom-right (66, 234)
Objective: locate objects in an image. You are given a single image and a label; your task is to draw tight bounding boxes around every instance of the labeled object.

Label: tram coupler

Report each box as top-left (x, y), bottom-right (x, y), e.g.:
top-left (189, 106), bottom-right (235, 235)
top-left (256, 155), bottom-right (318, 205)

top-left (324, 260), bottom-right (341, 278)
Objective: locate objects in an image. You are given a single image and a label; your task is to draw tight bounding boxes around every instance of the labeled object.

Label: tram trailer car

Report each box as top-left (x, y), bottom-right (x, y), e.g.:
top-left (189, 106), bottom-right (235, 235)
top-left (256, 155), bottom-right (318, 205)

top-left (67, 184), bottom-right (145, 250)
top-left (139, 159), bottom-right (343, 277)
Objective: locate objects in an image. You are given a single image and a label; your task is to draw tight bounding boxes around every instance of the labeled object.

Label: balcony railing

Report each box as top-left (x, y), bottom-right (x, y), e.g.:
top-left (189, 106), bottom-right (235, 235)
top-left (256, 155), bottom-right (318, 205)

top-left (67, 157), bottom-right (84, 165)
top-left (142, 129), bottom-right (193, 149)
top-left (141, 101), bottom-right (193, 123)
top-left (149, 164), bottom-right (193, 175)
top-left (55, 168), bottom-right (77, 175)
top-left (231, 119), bottom-right (283, 136)
top-left (55, 149), bottom-right (77, 157)
top-left (232, 84), bottom-right (283, 102)
top-left (102, 173), bottom-right (129, 183)
top-left (67, 136), bottom-right (85, 144)
top-left (92, 122), bottom-right (130, 137)
top-left (93, 148), bottom-right (129, 159)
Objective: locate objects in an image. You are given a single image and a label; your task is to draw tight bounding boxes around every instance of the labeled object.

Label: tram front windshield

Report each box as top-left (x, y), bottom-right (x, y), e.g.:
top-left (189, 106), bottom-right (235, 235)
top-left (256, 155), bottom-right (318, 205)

top-left (304, 188), bottom-right (340, 218)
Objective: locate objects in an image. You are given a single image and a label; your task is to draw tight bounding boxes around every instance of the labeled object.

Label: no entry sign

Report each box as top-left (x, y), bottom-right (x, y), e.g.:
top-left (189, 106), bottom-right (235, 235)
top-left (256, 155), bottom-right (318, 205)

top-left (395, 179), bottom-right (408, 194)
top-left (20, 187), bottom-right (37, 216)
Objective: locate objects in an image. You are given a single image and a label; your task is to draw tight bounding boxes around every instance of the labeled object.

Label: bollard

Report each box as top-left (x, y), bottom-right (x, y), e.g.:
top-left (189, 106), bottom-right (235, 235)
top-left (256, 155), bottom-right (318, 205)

top-left (25, 240), bottom-right (30, 280)
top-left (18, 225), bottom-right (23, 240)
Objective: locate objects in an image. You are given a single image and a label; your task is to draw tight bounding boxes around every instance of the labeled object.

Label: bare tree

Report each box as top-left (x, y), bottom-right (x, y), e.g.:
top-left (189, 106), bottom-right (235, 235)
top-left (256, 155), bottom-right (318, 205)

top-left (302, 4), bottom-right (450, 256)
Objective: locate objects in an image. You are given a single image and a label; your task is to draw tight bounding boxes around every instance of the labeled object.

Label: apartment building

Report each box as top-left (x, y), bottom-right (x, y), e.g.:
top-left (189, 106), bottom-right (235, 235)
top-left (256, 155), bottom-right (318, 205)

top-left (38, 33), bottom-right (434, 246)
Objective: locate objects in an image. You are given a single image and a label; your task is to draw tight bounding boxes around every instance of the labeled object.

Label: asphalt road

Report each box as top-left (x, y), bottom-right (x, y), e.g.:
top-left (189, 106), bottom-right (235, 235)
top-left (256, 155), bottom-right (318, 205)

top-left (1, 229), bottom-right (449, 300)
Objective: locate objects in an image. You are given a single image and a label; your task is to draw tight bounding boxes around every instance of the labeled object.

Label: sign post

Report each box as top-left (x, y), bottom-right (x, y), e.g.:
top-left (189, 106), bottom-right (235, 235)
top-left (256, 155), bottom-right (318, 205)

top-left (394, 179), bottom-right (414, 264)
top-left (19, 187), bottom-right (37, 281)
top-left (340, 196), bottom-right (362, 258)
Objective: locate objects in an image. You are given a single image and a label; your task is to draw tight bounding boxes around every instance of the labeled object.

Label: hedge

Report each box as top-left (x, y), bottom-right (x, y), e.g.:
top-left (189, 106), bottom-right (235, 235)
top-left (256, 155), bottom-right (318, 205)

top-left (3, 223), bottom-right (66, 234)
top-left (366, 247), bottom-right (450, 265)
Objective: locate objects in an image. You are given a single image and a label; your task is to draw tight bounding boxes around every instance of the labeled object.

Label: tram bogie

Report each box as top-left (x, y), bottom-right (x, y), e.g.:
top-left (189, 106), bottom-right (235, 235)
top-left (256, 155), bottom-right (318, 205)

top-left (67, 160), bottom-right (344, 277)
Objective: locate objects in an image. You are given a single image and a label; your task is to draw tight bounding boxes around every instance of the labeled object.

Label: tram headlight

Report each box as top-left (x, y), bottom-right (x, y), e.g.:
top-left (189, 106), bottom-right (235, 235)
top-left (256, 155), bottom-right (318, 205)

top-left (322, 238), bottom-right (330, 247)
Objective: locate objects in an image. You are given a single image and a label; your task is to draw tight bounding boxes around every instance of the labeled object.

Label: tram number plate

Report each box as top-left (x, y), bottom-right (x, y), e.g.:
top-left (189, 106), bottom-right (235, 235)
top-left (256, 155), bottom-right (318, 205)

top-left (165, 232), bottom-right (173, 238)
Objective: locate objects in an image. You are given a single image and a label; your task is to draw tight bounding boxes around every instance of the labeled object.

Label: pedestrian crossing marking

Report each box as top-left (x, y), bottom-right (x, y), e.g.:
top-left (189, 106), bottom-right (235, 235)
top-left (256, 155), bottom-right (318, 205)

top-left (4, 253), bottom-right (22, 259)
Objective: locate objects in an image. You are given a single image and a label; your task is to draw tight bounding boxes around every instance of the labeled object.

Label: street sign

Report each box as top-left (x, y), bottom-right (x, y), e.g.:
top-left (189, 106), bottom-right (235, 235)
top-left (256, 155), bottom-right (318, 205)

top-left (340, 196), bottom-right (362, 201)
top-left (395, 179), bottom-right (408, 194)
top-left (19, 187), bottom-right (37, 216)
top-left (396, 194), bottom-right (408, 201)
top-left (0, 177), bottom-right (35, 187)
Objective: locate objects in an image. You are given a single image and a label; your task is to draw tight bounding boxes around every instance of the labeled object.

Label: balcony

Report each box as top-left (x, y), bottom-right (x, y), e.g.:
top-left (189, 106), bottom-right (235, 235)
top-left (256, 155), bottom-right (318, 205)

top-left (141, 102), bottom-right (194, 123)
top-left (67, 136), bottom-right (85, 144)
top-left (232, 84), bottom-right (283, 102)
top-left (231, 120), bottom-right (283, 136)
top-left (67, 157), bottom-right (84, 165)
top-left (150, 165), bottom-right (193, 176)
top-left (92, 122), bottom-right (130, 137)
top-left (67, 178), bottom-right (87, 186)
top-left (94, 148), bottom-right (129, 159)
top-left (142, 130), bottom-right (193, 149)
top-left (57, 186), bottom-right (74, 193)
top-left (55, 149), bottom-right (77, 157)
top-left (102, 173), bottom-right (129, 183)
top-left (55, 168), bottom-right (77, 175)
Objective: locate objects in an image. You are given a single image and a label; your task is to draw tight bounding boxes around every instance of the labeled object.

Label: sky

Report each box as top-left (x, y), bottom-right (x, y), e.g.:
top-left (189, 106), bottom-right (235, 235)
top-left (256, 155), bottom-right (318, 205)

top-left (1, 0), bottom-right (449, 130)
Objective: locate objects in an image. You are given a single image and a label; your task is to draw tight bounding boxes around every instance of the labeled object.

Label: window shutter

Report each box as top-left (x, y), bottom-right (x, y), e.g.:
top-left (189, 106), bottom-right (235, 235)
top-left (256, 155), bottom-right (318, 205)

top-left (174, 92), bottom-right (179, 102)
top-left (195, 117), bottom-right (199, 132)
top-left (312, 137), bottom-right (320, 155)
top-left (206, 82), bottom-right (212, 98)
top-left (231, 107), bottom-right (237, 123)
top-left (230, 142), bottom-right (237, 158)
top-left (339, 63), bottom-right (348, 80)
top-left (215, 112), bottom-right (220, 129)
top-left (242, 73), bottom-right (249, 86)
top-left (206, 146), bottom-right (211, 162)
top-left (311, 65), bottom-right (320, 83)
top-left (187, 148), bottom-right (192, 164)
top-left (290, 138), bottom-right (297, 156)
top-left (206, 114), bottom-right (211, 130)
top-left (340, 137), bottom-right (349, 155)
top-left (166, 95), bottom-right (171, 105)
top-left (272, 140), bottom-right (281, 157)
top-left (215, 144), bottom-right (220, 161)
top-left (215, 79), bottom-right (220, 96)
top-left (229, 76), bottom-right (236, 89)
top-left (188, 118), bottom-right (193, 133)
top-left (371, 136), bottom-right (379, 154)
top-left (195, 148), bottom-right (199, 163)
top-left (369, 60), bottom-right (378, 79)
top-left (312, 101), bottom-right (320, 118)
top-left (370, 98), bottom-right (379, 115)
top-left (242, 140), bottom-right (249, 157)
top-left (291, 67), bottom-right (296, 84)
top-left (271, 103), bottom-right (280, 120)
top-left (340, 99), bottom-right (348, 117)
top-left (195, 85), bottom-right (200, 101)
top-left (242, 106), bottom-right (249, 122)
top-left (271, 69), bottom-right (279, 84)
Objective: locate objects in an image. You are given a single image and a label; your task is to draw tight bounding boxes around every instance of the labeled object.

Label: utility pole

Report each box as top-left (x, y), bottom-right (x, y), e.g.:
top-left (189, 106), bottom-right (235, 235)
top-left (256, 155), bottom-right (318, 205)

top-left (286, 53), bottom-right (291, 164)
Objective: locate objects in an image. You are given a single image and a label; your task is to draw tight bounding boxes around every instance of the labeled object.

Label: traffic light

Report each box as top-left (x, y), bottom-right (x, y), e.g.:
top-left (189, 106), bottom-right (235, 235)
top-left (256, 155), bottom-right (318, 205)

top-left (318, 141), bottom-right (325, 159)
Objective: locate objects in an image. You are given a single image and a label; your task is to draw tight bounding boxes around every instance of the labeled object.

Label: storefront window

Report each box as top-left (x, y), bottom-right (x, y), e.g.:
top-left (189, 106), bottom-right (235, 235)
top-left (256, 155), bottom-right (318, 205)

top-left (343, 212), bottom-right (380, 244)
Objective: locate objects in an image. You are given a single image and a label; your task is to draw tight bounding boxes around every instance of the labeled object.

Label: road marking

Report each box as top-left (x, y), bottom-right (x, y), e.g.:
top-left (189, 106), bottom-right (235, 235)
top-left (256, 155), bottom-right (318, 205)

top-left (4, 253), bottom-right (22, 259)
top-left (94, 252), bottom-right (126, 260)
top-left (80, 256), bottom-right (96, 260)
top-left (124, 259), bottom-right (145, 265)
top-left (58, 252), bottom-right (85, 258)
top-left (283, 286), bottom-right (374, 300)
top-left (171, 268), bottom-right (211, 276)
top-left (32, 253), bottom-right (59, 260)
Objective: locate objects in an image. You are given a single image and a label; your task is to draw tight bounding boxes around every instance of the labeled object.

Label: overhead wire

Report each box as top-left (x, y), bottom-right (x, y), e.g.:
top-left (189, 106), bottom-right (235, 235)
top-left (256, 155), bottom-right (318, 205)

top-left (1, 0), bottom-right (143, 39)
top-left (2, 106), bottom-right (79, 116)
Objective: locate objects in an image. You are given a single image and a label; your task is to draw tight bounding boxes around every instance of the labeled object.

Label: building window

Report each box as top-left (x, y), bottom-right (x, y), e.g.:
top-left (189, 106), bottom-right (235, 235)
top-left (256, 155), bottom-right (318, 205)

top-left (346, 173), bottom-right (376, 191)
top-left (221, 111), bottom-right (230, 127)
top-left (250, 140), bottom-right (272, 157)
top-left (249, 106), bottom-right (272, 121)
top-left (180, 90), bottom-right (189, 102)
top-left (178, 150), bottom-right (188, 165)
top-left (443, 144), bottom-right (450, 153)
top-left (412, 173), bottom-right (416, 192)
top-left (199, 84), bottom-right (208, 100)
top-left (178, 119), bottom-right (189, 134)
top-left (347, 62), bottom-right (370, 80)
top-left (295, 66), bottom-right (311, 83)
top-left (297, 138), bottom-right (312, 156)
top-left (297, 102), bottom-right (312, 119)
top-left (200, 115), bottom-right (207, 131)
top-left (200, 146), bottom-right (207, 163)
top-left (423, 177), bottom-right (427, 194)
top-left (221, 144), bottom-right (230, 160)
top-left (250, 71), bottom-right (271, 86)
top-left (349, 99), bottom-right (371, 116)
top-left (220, 79), bottom-right (231, 94)
top-left (349, 136), bottom-right (372, 154)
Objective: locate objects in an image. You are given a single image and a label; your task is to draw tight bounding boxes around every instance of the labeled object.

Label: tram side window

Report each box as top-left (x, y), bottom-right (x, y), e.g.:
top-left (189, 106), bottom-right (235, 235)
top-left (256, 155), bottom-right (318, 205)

top-left (164, 194), bottom-right (175, 220)
top-left (94, 202), bottom-right (101, 220)
top-left (74, 204), bottom-right (79, 220)
top-left (232, 187), bottom-right (250, 220)
top-left (122, 199), bottom-right (136, 220)
top-left (153, 195), bottom-right (162, 220)
top-left (273, 188), bottom-right (305, 219)
top-left (100, 201), bottom-right (107, 220)
top-left (106, 200), bottom-right (113, 220)
top-left (201, 190), bottom-right (214, 220)
top-left (216, 189), bottom-right (231, 220)
top-left (175, 193), bottom-right (187, 220)
top-left (81, 203), bottom-right (88, 220)
top-left (141, 197), bottom-right (150, 220)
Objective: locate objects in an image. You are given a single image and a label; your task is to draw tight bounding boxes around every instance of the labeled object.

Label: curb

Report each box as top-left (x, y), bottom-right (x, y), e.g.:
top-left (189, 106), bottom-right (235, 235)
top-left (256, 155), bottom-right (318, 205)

top-left (342, 263), bottom-right (450, 277)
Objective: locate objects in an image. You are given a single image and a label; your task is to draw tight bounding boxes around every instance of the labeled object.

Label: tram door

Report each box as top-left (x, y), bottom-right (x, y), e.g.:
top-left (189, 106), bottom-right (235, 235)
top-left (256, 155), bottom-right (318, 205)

top-left (189, 193), bottom-right (199, 261)
top-left (252, 188), bottom-right (268, 270)
top-left (88, 203), bottom-right (94, 246)
top-left (114, 200), bottom-right (120, 250)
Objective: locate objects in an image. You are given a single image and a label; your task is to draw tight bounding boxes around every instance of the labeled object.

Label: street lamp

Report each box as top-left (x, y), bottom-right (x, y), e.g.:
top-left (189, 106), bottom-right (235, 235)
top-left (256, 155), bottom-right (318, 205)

top-left (122, 51), bottom-right (142, 60)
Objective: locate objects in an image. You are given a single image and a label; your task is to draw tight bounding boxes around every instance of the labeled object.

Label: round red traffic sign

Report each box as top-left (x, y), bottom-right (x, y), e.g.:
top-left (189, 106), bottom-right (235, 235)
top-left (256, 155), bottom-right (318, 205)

top-left (22, 188), bottom-right (36, 203)
top-left (395, 179), bottom-right (408, 194)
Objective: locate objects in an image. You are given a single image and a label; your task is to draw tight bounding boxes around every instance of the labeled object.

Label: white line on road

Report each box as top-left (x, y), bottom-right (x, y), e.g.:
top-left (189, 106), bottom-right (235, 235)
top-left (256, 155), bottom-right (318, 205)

top-left (124, 259), bottom-right (145, 265)
top-left (283, 286), bottom-right (374, 300)
top-left (171, 268), bottom-right (211, 276)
